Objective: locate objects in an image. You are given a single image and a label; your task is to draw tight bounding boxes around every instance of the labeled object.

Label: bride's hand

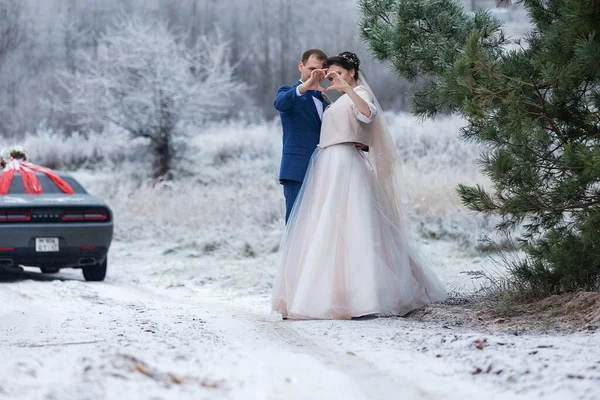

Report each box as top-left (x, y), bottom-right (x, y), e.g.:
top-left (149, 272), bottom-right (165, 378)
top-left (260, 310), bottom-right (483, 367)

top-left (325, 71), bottom-right (350, 93)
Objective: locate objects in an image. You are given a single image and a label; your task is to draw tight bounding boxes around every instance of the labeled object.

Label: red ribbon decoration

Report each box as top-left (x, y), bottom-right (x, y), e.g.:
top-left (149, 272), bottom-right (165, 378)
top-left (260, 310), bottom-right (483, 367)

top-left (18, 162), bottom-right (42, 194)
top-left (23, 162), bottom-right (74, 195)
top-left (0, 167), bottom-right (16, 195)
top-left (0, 160), bottom-right (74, 195)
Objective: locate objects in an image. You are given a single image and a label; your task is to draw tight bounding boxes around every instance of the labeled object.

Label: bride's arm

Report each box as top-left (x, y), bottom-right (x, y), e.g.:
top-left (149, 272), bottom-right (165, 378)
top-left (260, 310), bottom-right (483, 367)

top-left (351, 88), bottom-right (377, 123)
top-left (348, 86), bottom-right (377, 124)
top-left (325, 71), bottom-right (373, 118)
top-left (345, 87), bottom-right (373, 119)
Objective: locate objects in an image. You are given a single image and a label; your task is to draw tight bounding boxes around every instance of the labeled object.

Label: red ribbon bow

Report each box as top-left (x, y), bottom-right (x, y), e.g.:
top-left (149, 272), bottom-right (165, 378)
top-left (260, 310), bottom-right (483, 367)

top-left (0, 160), bottom-right (75, 195)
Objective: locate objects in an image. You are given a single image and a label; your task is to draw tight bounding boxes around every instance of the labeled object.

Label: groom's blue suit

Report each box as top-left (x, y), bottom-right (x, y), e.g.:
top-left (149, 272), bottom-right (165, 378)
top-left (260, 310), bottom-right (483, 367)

top-left (275, 80), bottom-right (328, 223)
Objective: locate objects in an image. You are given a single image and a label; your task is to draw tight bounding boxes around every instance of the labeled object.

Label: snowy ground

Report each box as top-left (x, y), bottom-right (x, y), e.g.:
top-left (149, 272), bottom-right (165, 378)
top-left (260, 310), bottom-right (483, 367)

top-left (1, 115), bottom-right (599, 399)
top-left (1, 237), bottom-right (598, 400)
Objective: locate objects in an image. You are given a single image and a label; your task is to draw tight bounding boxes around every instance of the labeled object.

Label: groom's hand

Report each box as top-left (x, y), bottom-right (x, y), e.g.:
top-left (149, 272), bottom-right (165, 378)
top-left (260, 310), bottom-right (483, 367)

top-left (298, 69), bottom-right (326, 94)
top-left (317, 87), bottom-right (333, 104)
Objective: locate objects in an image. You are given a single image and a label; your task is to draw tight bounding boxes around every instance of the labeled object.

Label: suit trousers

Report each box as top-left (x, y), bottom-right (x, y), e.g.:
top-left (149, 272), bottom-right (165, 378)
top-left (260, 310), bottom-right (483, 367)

top-left (282, 179), bottom-right (303, 224)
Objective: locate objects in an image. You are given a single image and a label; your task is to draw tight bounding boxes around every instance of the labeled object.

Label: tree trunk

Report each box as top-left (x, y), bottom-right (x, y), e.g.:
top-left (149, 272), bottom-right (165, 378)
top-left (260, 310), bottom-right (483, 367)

top-left (153, 131), bottom-right (172, 181)
top-left (258, 0), bottom-right (272, 120)
top-left (188, 0), bottom-right (198, 48)
top-left (229, 4), bottom-right (240, 68)
top-left (154, 94), bottom-right (175, 180)
top-left (0, 0), bottom-right (23, 64)
top-left (279, 0), bottom-right (291, 85)
top-left (64, 0), bottom-right (77, 74)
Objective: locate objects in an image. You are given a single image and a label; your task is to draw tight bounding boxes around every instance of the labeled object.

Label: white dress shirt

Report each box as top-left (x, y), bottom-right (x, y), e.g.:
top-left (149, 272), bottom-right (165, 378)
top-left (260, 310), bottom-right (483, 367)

top-left (296, 80), bottom-right (324, 120)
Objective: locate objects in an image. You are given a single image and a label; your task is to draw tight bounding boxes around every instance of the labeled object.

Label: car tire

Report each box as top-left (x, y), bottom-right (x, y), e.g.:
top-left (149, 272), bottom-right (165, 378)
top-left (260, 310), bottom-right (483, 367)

top-left (40, 267), bottom-right (60, 274)
top-left (82, 257), bottom-right (107, 282)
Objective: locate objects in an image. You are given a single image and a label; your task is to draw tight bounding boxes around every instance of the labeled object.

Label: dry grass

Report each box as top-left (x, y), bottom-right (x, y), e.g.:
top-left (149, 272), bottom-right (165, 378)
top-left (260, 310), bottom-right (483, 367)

top-left (58, 114), bottom-right (499, 253)
top-left (411, 291), bottom-right (600, 334)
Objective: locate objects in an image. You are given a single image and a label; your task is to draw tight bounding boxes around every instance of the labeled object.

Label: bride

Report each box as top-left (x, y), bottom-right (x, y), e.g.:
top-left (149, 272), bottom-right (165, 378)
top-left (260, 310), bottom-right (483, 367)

top-left (271, 52), bottom-right (447, 320)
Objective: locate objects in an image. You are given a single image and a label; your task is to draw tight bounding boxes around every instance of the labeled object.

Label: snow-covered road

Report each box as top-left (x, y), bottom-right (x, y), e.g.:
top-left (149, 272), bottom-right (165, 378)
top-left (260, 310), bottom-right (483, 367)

top-left (1, 238), bottom-right (598, 400)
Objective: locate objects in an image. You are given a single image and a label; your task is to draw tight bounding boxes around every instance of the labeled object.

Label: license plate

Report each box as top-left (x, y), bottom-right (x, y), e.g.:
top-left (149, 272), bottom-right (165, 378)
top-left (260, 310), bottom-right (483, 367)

top-left (36, 237), bottom-right (59, 252)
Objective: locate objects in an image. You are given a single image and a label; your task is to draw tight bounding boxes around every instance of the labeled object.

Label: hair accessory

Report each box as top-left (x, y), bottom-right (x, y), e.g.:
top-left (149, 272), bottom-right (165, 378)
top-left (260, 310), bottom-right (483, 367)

top-left (337, 52), bottom-right (359, 69)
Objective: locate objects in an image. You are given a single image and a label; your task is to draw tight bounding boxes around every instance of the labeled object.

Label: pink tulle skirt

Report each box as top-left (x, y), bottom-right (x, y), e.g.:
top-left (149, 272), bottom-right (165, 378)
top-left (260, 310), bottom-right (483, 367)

top-left (272, 144), bottom-right (447, 320)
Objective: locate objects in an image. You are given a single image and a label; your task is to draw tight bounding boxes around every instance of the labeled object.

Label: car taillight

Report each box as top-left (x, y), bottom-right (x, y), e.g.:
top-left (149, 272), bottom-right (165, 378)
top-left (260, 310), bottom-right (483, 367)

top-left (84, 211), bottom-right (108, 221)
top-left (0, 212), bottom-right (32, 222)
top-left (61, 213), bottom-right (84, 221)
top-left (61, 210), bottom-right (108, 222)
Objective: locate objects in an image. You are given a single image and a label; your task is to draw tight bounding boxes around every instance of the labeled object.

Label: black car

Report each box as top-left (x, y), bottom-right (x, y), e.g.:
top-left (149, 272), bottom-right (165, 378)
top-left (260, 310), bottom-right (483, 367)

top-left (0, 171), bottom-right (113, 281)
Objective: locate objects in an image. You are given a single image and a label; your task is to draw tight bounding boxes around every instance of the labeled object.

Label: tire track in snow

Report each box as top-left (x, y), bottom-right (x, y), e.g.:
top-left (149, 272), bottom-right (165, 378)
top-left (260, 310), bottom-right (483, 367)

top-left (114, 283), bottom-right (435, 400)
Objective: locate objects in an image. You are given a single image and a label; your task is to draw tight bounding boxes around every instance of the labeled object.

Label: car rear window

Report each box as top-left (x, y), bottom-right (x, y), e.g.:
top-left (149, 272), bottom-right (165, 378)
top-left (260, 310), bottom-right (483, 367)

top-left (2, 175), bottom-right (86, 194)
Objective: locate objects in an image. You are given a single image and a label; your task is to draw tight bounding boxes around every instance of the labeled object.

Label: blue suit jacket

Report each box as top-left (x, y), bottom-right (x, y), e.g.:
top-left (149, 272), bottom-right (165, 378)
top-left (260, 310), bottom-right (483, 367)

top-left (274, 81), bottom-right (328, 183)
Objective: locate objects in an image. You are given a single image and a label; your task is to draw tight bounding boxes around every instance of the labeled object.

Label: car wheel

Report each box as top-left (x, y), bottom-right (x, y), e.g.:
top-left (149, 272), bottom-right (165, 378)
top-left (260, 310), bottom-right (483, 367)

top-left (82, 257), bottom-right (107, 281)
top-left (40, 267), bottom-right (60, 274)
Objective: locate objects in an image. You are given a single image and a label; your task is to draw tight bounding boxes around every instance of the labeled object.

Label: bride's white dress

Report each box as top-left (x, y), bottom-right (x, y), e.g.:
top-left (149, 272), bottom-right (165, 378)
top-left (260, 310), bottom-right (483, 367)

top-left (272, 85), bottom-right (446, 320)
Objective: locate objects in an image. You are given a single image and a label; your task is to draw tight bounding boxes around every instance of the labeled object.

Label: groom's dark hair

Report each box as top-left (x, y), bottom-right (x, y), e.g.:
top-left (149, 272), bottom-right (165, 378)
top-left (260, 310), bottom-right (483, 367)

top-left (302, 49), bottom-right (327, 64)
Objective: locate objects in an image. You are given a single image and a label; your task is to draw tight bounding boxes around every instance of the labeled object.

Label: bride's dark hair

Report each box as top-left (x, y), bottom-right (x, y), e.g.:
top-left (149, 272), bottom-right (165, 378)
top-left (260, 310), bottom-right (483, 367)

top-left (324, 51), bottom-right (360, 80)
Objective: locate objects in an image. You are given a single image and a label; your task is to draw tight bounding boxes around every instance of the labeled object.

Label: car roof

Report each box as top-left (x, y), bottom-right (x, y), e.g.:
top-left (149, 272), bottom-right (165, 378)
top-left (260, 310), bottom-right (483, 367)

top-left (0, 170), bottom-right (74, 178)
top-left (38, 170), bottom-right (74, 178)
top-left (0, 170), bottom-right (99, 202)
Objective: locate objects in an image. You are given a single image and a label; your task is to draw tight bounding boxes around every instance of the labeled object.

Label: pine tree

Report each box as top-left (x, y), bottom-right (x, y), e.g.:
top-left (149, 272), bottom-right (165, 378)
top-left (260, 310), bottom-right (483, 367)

top-left (359, 0), bottom-right (600, 294)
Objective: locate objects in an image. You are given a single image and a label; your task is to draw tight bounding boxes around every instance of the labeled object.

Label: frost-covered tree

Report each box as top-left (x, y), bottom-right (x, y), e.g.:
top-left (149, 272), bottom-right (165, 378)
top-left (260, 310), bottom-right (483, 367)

top-left (58, 17), bottom-right (242, 179)
top-left (0, 0), bottom-right (23, 64)
top-left (0, 0), bottom-right (416, 136)
top-left (0, 0), bottom-right (24, 135)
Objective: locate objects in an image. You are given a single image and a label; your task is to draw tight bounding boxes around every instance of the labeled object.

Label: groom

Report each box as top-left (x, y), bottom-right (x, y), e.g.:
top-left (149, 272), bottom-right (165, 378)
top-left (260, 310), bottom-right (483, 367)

top-left (274, 49), bottom-right (329, 223)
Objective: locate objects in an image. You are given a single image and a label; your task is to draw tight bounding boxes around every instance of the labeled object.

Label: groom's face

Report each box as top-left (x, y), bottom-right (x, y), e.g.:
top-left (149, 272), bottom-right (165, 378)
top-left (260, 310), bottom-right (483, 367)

top-left (298, 55), bottom-right (326, 83)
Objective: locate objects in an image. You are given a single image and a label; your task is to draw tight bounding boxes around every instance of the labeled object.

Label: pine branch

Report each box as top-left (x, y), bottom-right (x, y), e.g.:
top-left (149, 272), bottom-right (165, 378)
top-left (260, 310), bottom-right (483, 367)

top-left (360, 0), bottom-right (600, 293)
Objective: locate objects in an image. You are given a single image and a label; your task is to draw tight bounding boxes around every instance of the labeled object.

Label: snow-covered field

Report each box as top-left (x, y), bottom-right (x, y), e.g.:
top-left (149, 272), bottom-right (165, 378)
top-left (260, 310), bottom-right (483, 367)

top-left (1, 115), bottom-right (599, 400)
